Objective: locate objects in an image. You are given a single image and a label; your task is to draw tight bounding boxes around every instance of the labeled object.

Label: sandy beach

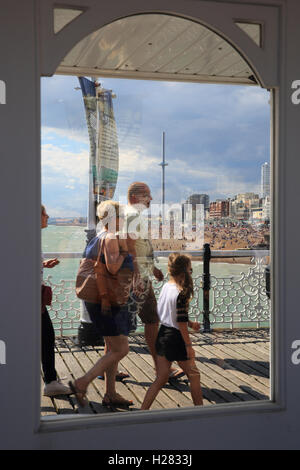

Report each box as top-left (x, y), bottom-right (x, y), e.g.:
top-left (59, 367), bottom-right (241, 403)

top-left (151, 222), bottom-right (270, 264)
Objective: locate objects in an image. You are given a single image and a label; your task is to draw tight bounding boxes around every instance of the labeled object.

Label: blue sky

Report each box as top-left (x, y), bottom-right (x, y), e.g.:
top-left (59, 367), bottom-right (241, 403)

top-left (41, 75), bottom-right (270, 217)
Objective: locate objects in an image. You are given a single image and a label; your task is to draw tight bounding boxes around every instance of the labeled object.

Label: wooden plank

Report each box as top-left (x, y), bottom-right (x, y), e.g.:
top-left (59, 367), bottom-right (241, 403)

top-left (63, 338), bottom-right (112, 414)
top-left (57, 339), bottom-right (95, 414)
top-left (198, 342), bottom-right (270, 396)
top-left (212, 341), bottom-right (270, 379)
top-left (120, 352), bottom-right (163, 410)
top-left (193, 344), bottom-right (269, 401)
top-left (128, 342), bottom-right (196, 408)
top-left (52, 345), bottom-right (76, 415)
top-left (82, 345), bottom-right (139, 412)
top-left (195, 353), bottom-right (258, 402)
top-left (40, 380), bottom-right (57, 416)
top-left (132, 341), bottom-right (229, 405)
top-left (124, 346), bottom-right (191, 409)
top-left (229, 341), bottom-right (270, 364)
top-left (210, 331), bottom-right (270, 360)
top-left (40, 329), bottom-right (271, 416)
top-left (194, 333), bottom-right (270, 379)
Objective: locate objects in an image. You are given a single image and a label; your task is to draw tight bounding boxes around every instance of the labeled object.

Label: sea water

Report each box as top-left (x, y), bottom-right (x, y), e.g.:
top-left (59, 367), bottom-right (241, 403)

top-left (42, 226), bottom-right (269, 335)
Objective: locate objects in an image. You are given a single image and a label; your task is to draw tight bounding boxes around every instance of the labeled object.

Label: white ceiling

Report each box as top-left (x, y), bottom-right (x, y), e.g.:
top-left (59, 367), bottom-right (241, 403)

top-left (55, 12), bottom-right (260, 86)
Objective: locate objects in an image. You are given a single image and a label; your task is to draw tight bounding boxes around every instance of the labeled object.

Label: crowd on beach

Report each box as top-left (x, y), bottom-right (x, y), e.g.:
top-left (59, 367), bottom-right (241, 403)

top-left (205, 222), bottom-right (269, 251)
top-left (151, 221), bottom-right (269, 254)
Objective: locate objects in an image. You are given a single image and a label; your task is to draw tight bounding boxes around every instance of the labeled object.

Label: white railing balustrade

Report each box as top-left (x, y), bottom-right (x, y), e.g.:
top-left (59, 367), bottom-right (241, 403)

top-left (44, 250), bottom-right (270, 336)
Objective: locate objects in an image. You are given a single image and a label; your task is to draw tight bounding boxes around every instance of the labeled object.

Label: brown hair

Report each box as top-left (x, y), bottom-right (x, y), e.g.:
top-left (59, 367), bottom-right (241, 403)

top-left (168, 253), bottom-right (193, 300)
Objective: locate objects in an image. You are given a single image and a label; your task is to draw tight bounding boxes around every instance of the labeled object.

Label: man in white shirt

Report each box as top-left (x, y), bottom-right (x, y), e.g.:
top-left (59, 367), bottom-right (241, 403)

top-left (125, 182), bottom-right (184, 378)
top-left (125, 182), bottom-right (163, 370)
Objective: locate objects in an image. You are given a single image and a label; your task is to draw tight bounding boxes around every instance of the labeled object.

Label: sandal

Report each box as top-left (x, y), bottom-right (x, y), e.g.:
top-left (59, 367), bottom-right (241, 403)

top-left (116, 371), bottom-right (130, 382)
top-left (97, 371), bottom-right (130, 382)
top-left (68, 380), bottom-right (88, 407)
top-left (168, 369), bottom-right (185, 381)
top-left (102, 393), bottom-right (134, 408)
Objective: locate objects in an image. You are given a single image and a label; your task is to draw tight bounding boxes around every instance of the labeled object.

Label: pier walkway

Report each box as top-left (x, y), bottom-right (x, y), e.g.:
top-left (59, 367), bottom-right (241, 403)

top-left (41, 328), bottom-right (270, 416)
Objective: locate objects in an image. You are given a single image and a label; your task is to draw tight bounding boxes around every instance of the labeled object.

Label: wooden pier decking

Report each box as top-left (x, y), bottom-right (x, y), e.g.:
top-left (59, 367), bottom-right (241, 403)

top-left (41, 328), bottom-right (270, 416)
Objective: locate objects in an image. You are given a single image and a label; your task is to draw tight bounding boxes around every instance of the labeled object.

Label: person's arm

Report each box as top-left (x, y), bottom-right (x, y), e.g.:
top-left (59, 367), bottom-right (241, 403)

top-left (188, 320), bottom-right (201, 331)
top-left (103, 235), bottom-right (127, 275)
top-left (43, 258), bottom-right (59, 268)
top-left (126, 235), bottom-right (139, 274)
top-left (176, 291), bottom-right (195, 359)
top-left (153, 266), bottom-right (164, 281)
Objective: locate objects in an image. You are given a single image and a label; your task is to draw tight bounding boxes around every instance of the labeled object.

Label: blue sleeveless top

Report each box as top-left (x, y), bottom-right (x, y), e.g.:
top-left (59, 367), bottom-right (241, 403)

top-left (84, 231), bottom-right (134, 271)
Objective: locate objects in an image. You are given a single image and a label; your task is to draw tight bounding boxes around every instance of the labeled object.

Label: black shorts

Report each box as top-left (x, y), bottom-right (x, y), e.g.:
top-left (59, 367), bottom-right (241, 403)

top-left (155, 324), bottom-right (188, 362)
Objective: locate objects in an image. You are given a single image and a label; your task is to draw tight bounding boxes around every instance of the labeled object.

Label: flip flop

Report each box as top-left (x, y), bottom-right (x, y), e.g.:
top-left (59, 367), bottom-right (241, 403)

top-left (169, 369), bottom-right (186, 381)
top-left (116, 371), bottom-right (130, 382)
top-left (68, 380), bottom-right (88, 407)
top-left (102, 393), bottom-right (134, 408)
top-left (97, 371), bottom-right (130, 382)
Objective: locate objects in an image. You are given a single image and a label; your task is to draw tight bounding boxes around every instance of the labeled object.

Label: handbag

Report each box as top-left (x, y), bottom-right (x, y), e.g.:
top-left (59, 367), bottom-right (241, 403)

top-left (75, 238), bottom-right (103, 304)
top-left (41, 284), bottom-right (52, 312)
top-left (75, 234), bottom-right (133, 307)
top-left (94, 236), bottom-right (133, 308)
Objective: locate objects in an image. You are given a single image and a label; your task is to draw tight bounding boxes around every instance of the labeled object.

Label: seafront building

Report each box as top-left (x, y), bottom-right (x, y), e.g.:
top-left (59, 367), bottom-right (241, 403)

top-left (229, 193), bottom-right (260, 220)
top-left (182, 193), bottom-right (209, 223)
top-left (261, 162), bottom-right (270, 198)
top-left (209, 199), bottom-right (230, 218)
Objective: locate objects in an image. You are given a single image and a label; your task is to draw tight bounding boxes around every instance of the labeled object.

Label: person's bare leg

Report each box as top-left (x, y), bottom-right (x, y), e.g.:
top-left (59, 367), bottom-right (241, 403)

top-left (178, 359), bottom-right (203, 406)
top-left (104, 337), bottom-right (121, 397)
top-left (144, 322), bottom-right (159, 369)
top-left (141, 356), bottom-right (171, 410)
top-left (74, 335), bottom-right (128, 397)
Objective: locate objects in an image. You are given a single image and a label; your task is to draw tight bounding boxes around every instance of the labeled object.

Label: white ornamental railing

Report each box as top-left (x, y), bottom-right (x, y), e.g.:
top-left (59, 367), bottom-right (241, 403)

top-left (44, 249), bottom-right (270, 336)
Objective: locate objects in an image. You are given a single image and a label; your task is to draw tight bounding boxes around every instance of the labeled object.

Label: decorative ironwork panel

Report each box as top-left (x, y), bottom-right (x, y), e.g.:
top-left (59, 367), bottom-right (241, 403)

top-left (45, 255), bottom-right (270, 336)
top-left (209, 256), bottom-right (270, 328)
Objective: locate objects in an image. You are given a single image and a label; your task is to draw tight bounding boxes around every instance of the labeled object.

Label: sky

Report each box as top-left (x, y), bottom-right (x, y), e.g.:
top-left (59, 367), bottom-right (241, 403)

top-left (41, 75), bottom-right (270, 218)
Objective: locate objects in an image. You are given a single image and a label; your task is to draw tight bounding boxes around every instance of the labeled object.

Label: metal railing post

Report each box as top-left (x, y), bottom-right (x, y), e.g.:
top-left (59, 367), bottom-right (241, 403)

top-left (203, 243), bottom-right (211, 332)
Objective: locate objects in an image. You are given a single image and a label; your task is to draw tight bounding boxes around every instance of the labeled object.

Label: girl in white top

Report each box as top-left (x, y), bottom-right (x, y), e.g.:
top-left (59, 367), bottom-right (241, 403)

top-left (141, 253), bottom-right (203, 410)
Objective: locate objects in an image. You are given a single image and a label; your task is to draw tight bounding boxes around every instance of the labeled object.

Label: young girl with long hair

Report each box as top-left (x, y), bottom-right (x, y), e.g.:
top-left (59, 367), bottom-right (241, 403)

top-left (141, 253), bottom-right (203, 409)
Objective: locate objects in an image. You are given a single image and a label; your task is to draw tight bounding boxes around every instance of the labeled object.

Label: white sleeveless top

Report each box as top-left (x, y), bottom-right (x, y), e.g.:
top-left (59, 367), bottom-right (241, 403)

top-left (157, 282), bottom-right (188, 330)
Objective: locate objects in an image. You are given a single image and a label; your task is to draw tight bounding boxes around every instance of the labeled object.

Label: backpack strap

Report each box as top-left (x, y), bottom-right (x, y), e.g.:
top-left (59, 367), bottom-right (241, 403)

top-left (95, 232), bottom-right (107, 265)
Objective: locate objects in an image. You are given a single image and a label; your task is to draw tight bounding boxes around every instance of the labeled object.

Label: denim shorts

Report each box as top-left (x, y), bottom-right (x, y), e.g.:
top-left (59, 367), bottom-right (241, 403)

top-left (85, 302), bottom-right (133, 337)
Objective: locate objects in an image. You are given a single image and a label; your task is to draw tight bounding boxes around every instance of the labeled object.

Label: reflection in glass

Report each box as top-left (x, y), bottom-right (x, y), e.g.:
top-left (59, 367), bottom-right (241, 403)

top-left (41, 73), bottom-right (271, 415)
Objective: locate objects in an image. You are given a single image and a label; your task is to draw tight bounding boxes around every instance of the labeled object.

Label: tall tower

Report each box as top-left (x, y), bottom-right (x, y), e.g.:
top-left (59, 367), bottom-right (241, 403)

top-left (261, 162), bottom-right (270, 198)
top-left (159, 131), bottom-right (168, 223)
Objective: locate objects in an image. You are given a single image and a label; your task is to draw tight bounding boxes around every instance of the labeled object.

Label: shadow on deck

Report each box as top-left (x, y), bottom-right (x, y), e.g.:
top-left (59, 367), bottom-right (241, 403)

top-left (41, 328), bottom-right (270, 416)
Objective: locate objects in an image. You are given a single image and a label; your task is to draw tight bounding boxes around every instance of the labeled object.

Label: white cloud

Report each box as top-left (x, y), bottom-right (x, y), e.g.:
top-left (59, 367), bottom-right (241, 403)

top-left (214, 174), bottom-right (260, 198)
top-left (235, 87), bottom-right (269, 109)
top-left (41, 142), bottom-right (89, 186)
top-left (42, 126), bottom-right (89, 145)
top-left (119, 148), bottom-right (160, 173)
